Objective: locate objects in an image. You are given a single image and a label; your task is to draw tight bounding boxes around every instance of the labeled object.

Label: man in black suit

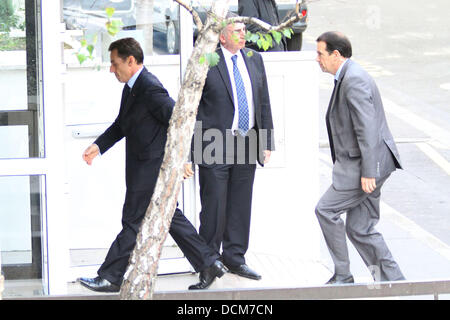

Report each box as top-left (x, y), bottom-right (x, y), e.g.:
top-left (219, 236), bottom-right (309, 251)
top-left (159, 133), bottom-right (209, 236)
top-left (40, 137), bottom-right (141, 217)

top-left (238, 0), bottom-right (287, 51)
top-left (77, 38), bottom-right (227, 292)
top-left (186, 20), bottom-right (275, 281)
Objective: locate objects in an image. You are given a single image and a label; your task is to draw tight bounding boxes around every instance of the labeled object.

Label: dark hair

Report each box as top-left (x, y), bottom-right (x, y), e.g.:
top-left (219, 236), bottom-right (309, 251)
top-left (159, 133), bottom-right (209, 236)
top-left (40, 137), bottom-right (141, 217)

top-left (108, 37), bottom-right (144, 64)
top-left (316, 31), bottom-right (352, 58)
top-left (220, 12), bottom-right (242, 37)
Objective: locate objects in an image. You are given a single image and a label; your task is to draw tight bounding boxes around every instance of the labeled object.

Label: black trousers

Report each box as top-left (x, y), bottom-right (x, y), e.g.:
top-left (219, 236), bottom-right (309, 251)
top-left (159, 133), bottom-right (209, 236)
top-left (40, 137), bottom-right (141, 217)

top-left (198, 163), bottom-right (257, 268)
top-left (98, 190), bottom-right (218, 286)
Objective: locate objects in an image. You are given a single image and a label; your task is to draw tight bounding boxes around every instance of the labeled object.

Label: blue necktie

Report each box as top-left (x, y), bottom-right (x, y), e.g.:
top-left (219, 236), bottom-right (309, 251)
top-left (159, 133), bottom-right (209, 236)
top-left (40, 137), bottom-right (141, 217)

top-left (231, 55), bottom-right (249, 135)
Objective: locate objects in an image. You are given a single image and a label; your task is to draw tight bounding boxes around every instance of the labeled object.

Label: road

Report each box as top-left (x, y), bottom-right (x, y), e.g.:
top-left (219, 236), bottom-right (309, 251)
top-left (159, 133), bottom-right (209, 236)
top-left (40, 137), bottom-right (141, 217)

top-left (301, 0), bottom-right (450, 282)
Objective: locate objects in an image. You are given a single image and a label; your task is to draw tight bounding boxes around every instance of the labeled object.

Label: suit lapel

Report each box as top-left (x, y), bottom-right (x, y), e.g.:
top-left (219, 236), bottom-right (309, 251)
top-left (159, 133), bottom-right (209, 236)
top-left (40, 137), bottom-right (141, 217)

top-left (241, 48), bottom-right (257, 110)
top-left (326, 80), bottom-right (339, 116)
top-left (216, 49), bottom-right (234, 104)
top-left (327, 59), bottom-right (352, 115)
top-left (217, 48), bottom-right (257, 115)
top-left (121, 67), bottom-right (146, 118)
top-left (325, 60), bottom-right (352, 162)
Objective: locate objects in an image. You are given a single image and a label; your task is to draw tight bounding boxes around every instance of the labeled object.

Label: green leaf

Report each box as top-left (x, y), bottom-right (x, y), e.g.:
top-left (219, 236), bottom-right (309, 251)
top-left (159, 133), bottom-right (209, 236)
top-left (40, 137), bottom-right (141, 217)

top-left (244, 30), bottom-right (253, 42)
top-left (262, 34), bottom-right (273, 51)
top-left (106, 19), bottom-right (124, 36)
top-left (200, 52), bottom-right (221, 67)
top-left (231, 32), bottom-right (239, 44)
top-left (205, 52), bottom-right (220, 67)
top-left (271, 30), bottom-right (282, 44)
top-left (282, 28), bottom-right (293, 39)
top-left (87, 44), bottom-right (94, 58)
top-left (245, 31), bottom-right (259, 43)
top-left (76, 53), bottom-right (87, 64)
top-left (256, 38), bottom-right (263, 49)
top-left (245, 31), bottom-right (259, 44)
top-left (80, 39), bottom-right (87, 47)
top-left (105, 7), bottom-right (115, 18)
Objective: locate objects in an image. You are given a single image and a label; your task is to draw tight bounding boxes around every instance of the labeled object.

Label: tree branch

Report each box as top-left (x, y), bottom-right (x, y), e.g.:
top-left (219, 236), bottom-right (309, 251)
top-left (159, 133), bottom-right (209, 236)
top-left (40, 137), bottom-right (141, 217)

top-left (225, 2), bottom-right (304, 33)
top-left (173, 0), bottom-right (204, 31)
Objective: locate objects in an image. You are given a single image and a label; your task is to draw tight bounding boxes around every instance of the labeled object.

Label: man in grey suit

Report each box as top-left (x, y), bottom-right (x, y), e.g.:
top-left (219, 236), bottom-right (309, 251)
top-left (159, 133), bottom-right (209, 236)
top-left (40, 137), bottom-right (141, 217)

top-left (315, 31), bottom-right (405, 284)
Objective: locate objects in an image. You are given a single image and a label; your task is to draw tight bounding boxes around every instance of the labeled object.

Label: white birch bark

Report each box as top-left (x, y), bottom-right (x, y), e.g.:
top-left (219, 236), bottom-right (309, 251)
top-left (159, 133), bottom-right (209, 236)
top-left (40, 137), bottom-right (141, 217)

top-left (119, 0), bottom-right (302, 300)
top-left (119, 0), bottom-right (232, 300)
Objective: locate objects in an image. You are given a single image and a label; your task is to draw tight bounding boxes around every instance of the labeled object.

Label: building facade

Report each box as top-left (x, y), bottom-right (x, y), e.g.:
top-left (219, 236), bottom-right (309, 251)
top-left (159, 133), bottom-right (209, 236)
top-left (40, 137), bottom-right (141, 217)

top-left (0, 0), bottom-right (320, 297)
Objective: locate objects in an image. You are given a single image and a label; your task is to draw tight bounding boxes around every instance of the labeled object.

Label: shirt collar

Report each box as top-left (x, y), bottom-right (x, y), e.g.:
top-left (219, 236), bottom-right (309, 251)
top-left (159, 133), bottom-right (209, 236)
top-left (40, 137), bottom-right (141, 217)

top-left (127, 66), bottom-right (144, 89)
top-left (220, 45), bottom-right (242, 62)
top-left (335, 59), bottom-right (348, 82)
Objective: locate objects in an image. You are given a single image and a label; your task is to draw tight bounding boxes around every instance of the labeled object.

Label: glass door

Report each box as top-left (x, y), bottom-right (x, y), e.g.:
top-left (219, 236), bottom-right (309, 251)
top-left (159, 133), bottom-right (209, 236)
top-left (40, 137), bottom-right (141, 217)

top-left (0, 0), bottom-right (46, 295)
top-left (61, 0), bottom-right (197, 278)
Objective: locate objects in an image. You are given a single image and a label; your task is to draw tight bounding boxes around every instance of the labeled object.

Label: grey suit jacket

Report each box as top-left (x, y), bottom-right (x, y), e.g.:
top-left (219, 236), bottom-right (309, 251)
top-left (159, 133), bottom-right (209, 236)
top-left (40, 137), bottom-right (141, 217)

top-left (326, 59), bottom-right (402, 190)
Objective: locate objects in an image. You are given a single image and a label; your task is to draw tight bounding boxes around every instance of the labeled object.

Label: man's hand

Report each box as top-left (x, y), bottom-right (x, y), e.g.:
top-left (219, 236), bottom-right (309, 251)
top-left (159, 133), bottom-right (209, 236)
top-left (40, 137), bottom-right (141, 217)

top-left (263, 150), bottom-right (271, 164)
top-left (82, 144), bottom-right (100, 165)
top-left (183, 162), bottom-right (194, 179)
top-left (361, 177), bottom-right (376, 193)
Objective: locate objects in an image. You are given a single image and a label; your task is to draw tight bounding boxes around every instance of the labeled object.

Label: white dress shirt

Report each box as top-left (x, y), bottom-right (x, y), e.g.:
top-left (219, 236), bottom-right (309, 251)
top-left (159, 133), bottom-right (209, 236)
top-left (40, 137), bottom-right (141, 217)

top-left (127, 66), bottom-right (144, 89)
top-left (96, 66), bottom-right (143, 156)
top-left (335, 59), bottom-right (348, 82)
top-left (220, 45), bottom-right (255, 134)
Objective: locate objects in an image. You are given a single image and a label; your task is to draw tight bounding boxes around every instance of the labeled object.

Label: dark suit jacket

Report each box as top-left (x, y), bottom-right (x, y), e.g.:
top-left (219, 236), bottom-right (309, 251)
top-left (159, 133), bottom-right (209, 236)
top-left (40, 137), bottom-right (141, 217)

top-left (326, 59), bottom-right (402, 190)
top-left (238, 0), bottom-right (287, 51)
top-left (193, 47), bottom-right (275, 166)
top-left (94, 67), bottom-right (175, 192)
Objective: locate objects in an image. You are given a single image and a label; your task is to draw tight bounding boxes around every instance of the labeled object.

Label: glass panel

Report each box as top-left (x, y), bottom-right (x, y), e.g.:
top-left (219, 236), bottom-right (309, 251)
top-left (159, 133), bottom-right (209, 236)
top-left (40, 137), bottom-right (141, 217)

top-left (80, 0), bottom-right (134, 11)
top-left (0, 0), bottom-right (44, 159)
top-left (0, 175), bottom-right (46, 297)
top-left (61, 0), bottom-right (187, 274)
top-left (62, 0), bottom-right (181, 61)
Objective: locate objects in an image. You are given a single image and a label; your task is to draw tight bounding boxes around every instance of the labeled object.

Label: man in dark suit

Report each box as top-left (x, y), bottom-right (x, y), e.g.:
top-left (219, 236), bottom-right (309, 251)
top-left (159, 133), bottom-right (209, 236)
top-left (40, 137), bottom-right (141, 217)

top-left (315, 31), bottom-right (405, 284)
top-left (238, 0), bottom-right (287, 51)
top-left (185, 21), bottom-right (275, 281)
top-left (77, 38), bottom-right (227, 292)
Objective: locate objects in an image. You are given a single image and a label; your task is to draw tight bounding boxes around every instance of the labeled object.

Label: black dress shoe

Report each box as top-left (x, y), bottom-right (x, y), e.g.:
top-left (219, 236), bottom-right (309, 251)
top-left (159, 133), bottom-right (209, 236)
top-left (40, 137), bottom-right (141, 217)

top-left (188, 260), bottom-right (228, 290)
top-left (78, 276), bottom-right (120, 292)
top-left (325, 274), bottom-right (355, 285)
top-left (227, 264), bottom-right (261, 280)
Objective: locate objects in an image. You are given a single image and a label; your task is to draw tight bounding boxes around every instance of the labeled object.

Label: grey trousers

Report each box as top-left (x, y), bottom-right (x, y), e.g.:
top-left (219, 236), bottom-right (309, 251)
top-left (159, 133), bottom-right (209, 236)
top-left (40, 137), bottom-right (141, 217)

top-left (315, 174), bottom-right (405, 281)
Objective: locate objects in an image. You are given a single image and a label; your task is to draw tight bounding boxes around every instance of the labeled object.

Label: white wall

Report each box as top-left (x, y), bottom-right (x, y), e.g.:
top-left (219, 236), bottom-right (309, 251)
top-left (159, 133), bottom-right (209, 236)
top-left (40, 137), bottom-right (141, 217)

top-left (62, 52), bottom-right (321, 260)
top-left (63, 55), bottom-right (182, 249)
top-left (0, 50), bottom-right (322, 286)
top-left (250, 51), bottom-right (322, 261)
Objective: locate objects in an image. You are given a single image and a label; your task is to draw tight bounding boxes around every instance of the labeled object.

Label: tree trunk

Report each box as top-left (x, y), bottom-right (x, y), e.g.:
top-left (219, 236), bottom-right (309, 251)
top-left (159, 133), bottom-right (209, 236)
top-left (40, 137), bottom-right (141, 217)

top-left (119, 0), bottom-right (231, 300)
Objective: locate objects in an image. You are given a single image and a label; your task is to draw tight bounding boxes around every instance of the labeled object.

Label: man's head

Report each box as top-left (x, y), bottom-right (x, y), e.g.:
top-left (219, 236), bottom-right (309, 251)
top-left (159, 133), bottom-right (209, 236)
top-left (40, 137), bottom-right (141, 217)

top-left (316, 31), bottom-right (352, 75)
top-left (220, 20), bottom-right (247, 54)
top-left (109, 37), bottom-right (144, 83)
